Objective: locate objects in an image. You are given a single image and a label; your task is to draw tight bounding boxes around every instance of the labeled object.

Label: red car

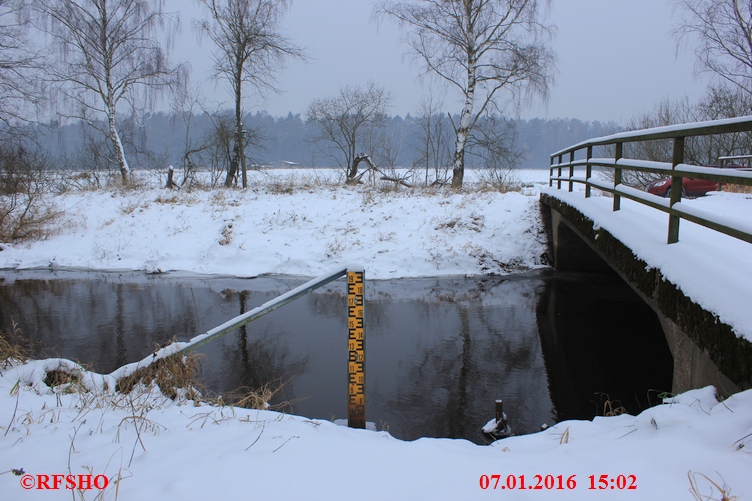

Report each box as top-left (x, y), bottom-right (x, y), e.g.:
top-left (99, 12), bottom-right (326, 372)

top-left (646, 176), bottom-right (720, 198)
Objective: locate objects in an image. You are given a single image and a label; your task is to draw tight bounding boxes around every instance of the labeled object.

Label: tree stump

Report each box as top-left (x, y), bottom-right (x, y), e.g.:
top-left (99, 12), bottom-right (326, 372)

top-left (165, 165), bottom-right (180, 190)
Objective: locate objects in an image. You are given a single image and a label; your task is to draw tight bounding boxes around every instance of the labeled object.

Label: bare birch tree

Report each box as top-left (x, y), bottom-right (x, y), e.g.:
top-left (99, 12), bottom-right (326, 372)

top-left (196, 0), bottom-right (304, 188)
top-left (377, 0), bottom-right (555, 187)
top-left (674, 0), bottom-right (752, 95)
top-left (0, 0), bottom-right (41, 133)
top-left (32, 0), bottom-right (182, 184)
top-left (306, 82), bottom-right (391, 184)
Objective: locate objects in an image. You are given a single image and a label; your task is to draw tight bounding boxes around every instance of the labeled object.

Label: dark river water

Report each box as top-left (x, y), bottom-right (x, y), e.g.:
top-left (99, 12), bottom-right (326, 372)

top-left (0, 269), bottom-right (673, 444)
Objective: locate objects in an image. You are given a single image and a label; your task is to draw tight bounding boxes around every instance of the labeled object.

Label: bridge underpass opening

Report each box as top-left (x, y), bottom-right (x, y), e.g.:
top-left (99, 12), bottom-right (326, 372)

top-left (539, 205), bottom-right (675, 415)
top-left (541, 193), bottom-right (751, 394)
top-left (536, 269), bottom-right (674, 421)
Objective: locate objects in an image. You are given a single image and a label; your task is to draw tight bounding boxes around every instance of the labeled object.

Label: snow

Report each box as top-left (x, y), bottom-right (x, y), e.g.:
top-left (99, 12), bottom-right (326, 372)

top-left (542, 187), bottom-right (752, 341)
top-left (0, 170), bottom-right (548, 279)
top-left (1, 360), bottom-right (750, 500)
top-left (1, 168), bottom-right (752, 499)
top-left (613, 183), bottom-right (672, 209)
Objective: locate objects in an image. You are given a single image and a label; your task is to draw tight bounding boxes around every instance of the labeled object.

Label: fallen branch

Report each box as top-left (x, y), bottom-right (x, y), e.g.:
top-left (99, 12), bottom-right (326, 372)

top-left (380, 176), bottom-right (412, 188)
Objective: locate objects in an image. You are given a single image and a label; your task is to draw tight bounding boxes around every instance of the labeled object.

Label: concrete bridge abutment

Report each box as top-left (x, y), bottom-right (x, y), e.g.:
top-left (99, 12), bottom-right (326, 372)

top-left (540, 193), bottom-right (751, 396)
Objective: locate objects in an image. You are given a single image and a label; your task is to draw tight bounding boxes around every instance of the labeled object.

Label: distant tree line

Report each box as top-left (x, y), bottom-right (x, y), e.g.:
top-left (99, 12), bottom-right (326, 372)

top-left (30, 111), bottom-right (618, 174)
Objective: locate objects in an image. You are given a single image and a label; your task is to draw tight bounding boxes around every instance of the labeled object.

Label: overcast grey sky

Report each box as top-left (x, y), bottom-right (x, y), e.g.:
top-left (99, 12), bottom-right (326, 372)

top-left (169, 0), bottom-right (711, 124)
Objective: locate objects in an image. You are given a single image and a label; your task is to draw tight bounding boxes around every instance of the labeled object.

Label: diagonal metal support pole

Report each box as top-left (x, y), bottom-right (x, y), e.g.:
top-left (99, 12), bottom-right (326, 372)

top-left (111, 266), bottom-right (370, 429)
top-left (177, 267), bottom-right (349, 355)
top-left (111, 267), bottom-right (349, 377)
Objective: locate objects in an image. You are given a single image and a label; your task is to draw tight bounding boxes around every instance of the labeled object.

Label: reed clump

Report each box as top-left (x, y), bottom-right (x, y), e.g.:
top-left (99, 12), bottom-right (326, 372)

top-left (0, 321), bottom-right (30, 368)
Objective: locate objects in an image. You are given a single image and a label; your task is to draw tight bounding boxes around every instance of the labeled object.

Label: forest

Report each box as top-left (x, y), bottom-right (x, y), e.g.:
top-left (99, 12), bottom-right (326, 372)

top-left (32, 112), bottom-right (619, 174)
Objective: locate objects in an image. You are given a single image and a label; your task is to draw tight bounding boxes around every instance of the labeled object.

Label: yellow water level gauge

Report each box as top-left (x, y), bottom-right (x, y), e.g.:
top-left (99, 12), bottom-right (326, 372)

top-left (347, 270), bottom-right (365, 428)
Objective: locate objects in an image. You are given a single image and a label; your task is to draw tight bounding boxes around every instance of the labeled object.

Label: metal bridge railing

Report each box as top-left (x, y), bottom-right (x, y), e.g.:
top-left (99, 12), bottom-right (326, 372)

top-left (548, 115), bottom-right (752, 245)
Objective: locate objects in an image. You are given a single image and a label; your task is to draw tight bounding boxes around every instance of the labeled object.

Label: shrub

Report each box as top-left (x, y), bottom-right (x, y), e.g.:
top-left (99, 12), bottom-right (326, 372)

top-left (0, 144), bottom-right (61, 241)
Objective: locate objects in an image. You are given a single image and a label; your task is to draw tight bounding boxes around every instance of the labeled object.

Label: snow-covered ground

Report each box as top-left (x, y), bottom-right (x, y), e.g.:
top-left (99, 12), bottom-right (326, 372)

top-left (1, 168), bottom-right (751, 500)
top-left (0, 169), bottom-right (550, 278)
top-left (1, 362), bottom-right (750, 500)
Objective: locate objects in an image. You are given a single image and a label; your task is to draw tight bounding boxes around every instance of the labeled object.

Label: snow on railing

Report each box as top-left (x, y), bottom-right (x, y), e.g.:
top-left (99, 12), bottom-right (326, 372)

top-left (547, 116), bottom-right (752, 245)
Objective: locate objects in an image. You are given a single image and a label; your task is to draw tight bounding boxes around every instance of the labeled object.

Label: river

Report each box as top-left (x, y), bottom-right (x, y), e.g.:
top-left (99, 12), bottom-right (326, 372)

top-left (0, 269), bottom-right (673, 444)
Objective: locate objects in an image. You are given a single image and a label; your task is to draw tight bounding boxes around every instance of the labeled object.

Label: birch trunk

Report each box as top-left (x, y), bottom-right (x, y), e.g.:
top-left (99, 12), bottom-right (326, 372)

top-left (452, 54), bottom-right (477, 188)
top-left (451, 93), bottom-right (474, 188)
top-left (225, 70), bottom-right (243, 188)
top-left (108, 100), bottom-right (130, 184)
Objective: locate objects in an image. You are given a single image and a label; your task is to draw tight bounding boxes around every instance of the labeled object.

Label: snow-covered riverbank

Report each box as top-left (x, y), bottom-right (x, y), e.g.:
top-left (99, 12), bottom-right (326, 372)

top-left (0, 169), bottom-right (550, 278)
top-left (1, 169), bottom-right (751, 500)
top-left (1, 360), bottom-right (750, 500)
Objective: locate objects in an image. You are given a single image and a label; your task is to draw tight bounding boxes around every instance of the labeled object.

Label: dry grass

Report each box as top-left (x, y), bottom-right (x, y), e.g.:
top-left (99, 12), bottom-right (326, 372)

top-left (215, 376), bottom-right (296, 412)
top-left (43, 368), bottom-right (83, 389)
top-left (0, 320), bottom-right (30, 368)
top-left (265, 179), bottom-right (297, 195)
top-left (57, 171), bottom-right (103, 192)
top-left (153, 193), bottom-right (179, 205)
top-left (688, 471), bottom-right (737, 501)
top-left (326, 236), bottom-right (346, 257)
top-left (257, 171), bottom-right (342, 195)
top-left (115, 351), bottom-right (203, 401)
top-left (117, 174), bottom-right (149, 193)
top-left (475, 167), bottom-right (522, 193)
top-left (118, 198), bottom-right (141, 215)
top-left (722, 184), bottom-right (752, 194)
top-left (602, 399), bottom-right (628, 417)
top-left (595, 393), bottom-right (628, 417)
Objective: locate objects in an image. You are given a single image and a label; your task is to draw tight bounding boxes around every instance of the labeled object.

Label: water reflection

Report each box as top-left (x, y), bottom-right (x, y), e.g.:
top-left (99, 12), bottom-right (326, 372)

top-left (368, 277), bottom-right (554, 442)
top-left (0, 269), bottom-right (672, 444)
top-left (536, 272), bottom-right (674, 420)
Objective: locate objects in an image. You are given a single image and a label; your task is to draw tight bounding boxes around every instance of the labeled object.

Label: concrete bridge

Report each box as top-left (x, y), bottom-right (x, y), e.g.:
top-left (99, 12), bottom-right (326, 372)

top-left (539, 117), bottom-right (752, 396)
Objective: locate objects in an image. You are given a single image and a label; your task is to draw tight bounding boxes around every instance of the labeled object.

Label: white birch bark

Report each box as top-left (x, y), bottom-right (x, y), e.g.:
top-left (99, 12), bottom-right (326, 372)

top-left (108, 99), bottom-right (130, 183)
top-left (452, 63), bottom-right (477, 188)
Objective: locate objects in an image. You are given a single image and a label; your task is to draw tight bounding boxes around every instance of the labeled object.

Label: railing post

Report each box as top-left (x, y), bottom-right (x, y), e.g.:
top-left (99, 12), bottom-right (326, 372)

top-left (568, 151), bottom-right (575, 192)
top-left (549, 156), bottom-right (554, 187)
top-left (347, 269), bottom-right (366, 429)
top-left (585, 145), bottom-right (593, 198)
top-left (668, 136), bottom-right (685, 244)
top-left (557, 154), bottom-right (563, 189)
top-left (613, 142), bottom-right (623, 211)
